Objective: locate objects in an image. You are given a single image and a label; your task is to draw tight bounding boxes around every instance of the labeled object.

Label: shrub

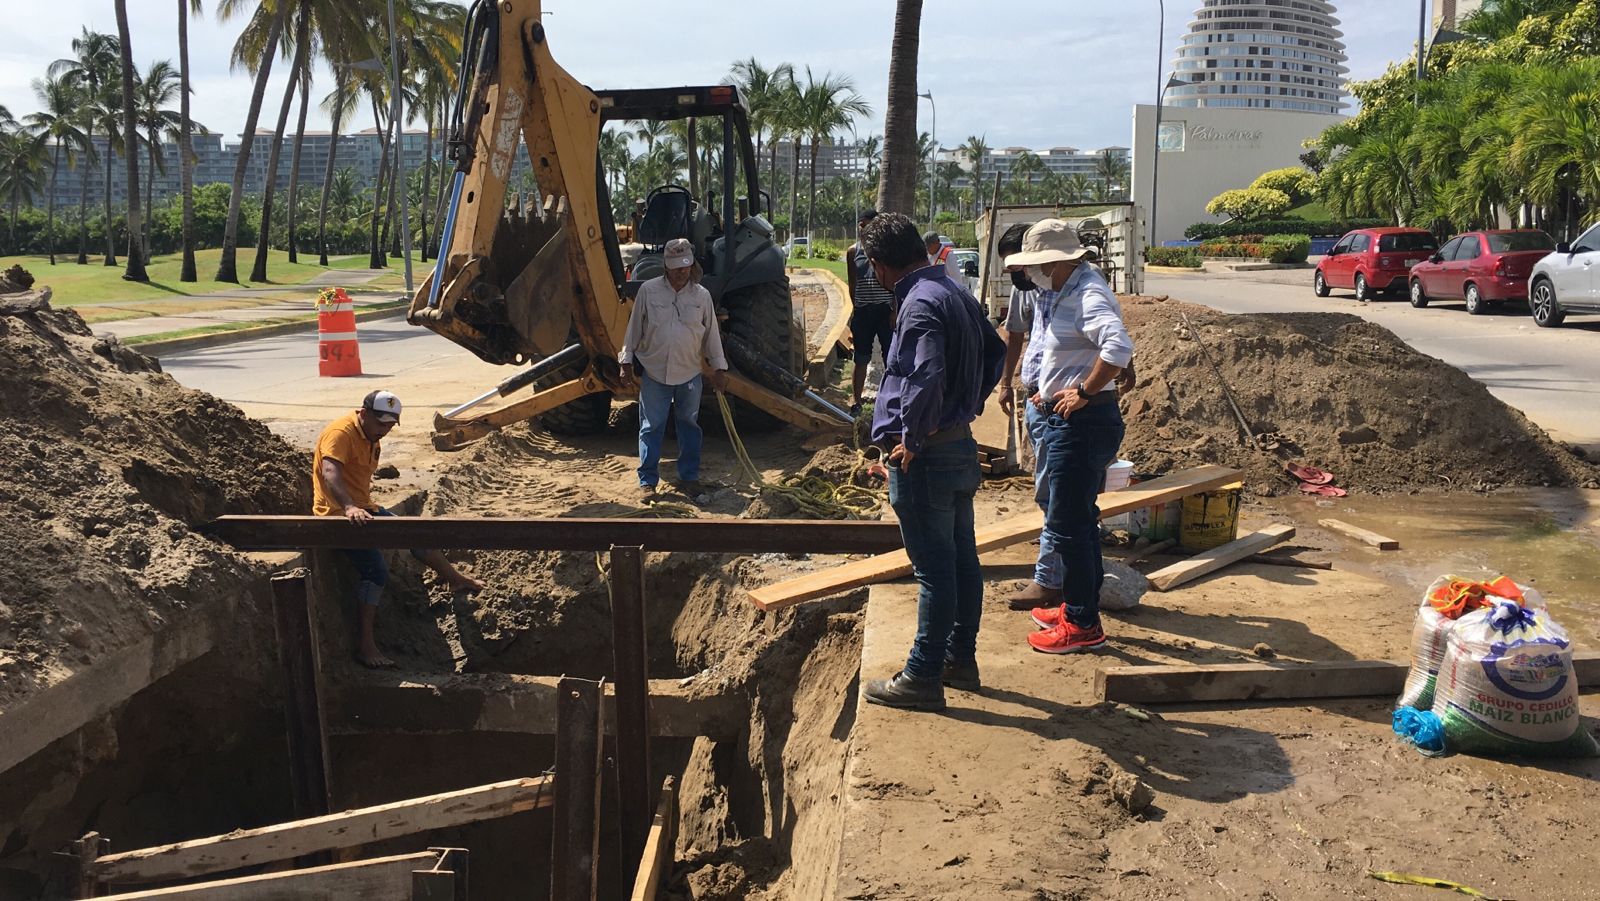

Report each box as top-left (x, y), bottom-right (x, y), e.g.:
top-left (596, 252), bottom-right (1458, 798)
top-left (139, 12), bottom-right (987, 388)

top-left (1184, 217), bottom-right (1387, 240)
top-left (1205, 187), bottom-right (1292, 222)
top-left (1145, 246), bottom-right (1202, 268)
top-left (1197, 233), bottom-right (1311, 263)
top-left (1250, 167), bottom-right (1316, 204)
top-left (810, 238), bottom-right (848, 262)
top-left (1262, 234), bottom-right (1312, 264)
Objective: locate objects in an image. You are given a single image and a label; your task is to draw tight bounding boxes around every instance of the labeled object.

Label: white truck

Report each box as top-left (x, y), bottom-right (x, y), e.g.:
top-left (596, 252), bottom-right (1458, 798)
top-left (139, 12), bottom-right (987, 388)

top-left (973, 202), bottom-right (1145, 322)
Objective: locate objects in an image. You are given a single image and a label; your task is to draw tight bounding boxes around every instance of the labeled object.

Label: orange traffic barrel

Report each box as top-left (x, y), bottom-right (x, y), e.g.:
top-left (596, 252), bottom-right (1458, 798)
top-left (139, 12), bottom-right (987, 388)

top-left (316, 288), bottom-right (362, 377)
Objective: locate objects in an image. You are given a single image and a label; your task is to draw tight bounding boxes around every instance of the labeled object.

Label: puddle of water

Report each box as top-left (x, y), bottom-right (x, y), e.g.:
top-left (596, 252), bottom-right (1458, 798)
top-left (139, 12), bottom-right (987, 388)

top-left (1277, 488), bottom-right (1600, 641)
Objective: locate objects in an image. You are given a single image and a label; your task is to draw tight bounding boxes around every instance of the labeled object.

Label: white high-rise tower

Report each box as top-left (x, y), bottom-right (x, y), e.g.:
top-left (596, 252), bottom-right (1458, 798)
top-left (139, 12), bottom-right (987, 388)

top-left (1168, 0), bottom-right (1349, 115)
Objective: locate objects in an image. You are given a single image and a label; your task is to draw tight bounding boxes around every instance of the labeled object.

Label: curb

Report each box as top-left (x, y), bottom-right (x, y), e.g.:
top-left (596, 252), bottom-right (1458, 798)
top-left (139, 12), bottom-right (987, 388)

top-left (1145, 265), bottom-right (1204, 275)
top-left (132, 303), bottom-right (409, 357)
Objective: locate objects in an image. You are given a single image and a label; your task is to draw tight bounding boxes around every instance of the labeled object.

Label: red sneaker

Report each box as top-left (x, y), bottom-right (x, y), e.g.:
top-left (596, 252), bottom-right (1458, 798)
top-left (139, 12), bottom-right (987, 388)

top-left (1030, 604), bottom-right (1065, 630)
top-left (1027, 620), bottom-right (1107, 654)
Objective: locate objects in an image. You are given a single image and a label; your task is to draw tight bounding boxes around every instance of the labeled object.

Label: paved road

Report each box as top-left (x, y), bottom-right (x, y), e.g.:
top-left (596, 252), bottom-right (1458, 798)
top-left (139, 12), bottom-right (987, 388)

top-left (1147, 270), bottom-right (1600, 449)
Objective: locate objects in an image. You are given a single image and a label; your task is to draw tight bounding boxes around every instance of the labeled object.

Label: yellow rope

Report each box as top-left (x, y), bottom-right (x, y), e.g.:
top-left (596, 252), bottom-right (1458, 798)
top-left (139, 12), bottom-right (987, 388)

top-left (716, 391), bottom-right (886, 520)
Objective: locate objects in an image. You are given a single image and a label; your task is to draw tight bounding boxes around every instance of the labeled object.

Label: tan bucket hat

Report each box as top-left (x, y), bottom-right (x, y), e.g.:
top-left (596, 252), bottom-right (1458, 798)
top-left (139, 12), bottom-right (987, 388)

top-left (1003, 218), bottom-right (1093, 267)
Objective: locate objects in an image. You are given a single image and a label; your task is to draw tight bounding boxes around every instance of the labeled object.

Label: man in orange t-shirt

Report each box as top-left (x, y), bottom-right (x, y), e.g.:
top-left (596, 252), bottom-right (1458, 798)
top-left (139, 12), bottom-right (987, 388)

top-left (315, 390), bottom-right (483, 667)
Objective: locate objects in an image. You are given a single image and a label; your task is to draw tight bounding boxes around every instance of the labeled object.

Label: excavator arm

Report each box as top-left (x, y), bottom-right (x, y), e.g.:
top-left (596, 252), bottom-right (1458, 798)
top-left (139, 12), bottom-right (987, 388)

top-left (409, 0), bottom-right (852, 451)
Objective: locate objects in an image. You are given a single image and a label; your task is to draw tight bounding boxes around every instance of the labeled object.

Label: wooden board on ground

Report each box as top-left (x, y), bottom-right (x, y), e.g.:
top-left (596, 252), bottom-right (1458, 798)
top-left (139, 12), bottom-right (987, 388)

top-left (1318, 518), bottom-right (1400, 550)
top-left (93, 777), bottom-right (554, 886)
top-left (1146, 525), bottom-right (1296, 592)
top-left (95, 852), bottom-right (438, 900)
top-left (1097, 651), bottom-right (1600, 704)
top-left (748, 464), bottom-right (1242, 611)
top-left (629, 777), bottom-right (678, 901)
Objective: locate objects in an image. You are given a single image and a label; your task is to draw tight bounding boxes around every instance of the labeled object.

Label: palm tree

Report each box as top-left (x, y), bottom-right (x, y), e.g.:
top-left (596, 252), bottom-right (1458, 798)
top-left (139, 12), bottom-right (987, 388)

top-left (214, 0), bottom-right (290, 283)
top-left (793, 68), bottom-right (870, 240)
top-left (726, 58), bottom-right (795, 211)
top-left (178, 0), bottom-right (204, 281)
top-left (318, 70), bottom-right (363, 265)
top-left (1009, 150), bottom-right (1044, 203)
top-left (92, 98), bottom-right (126, 266)
top-left (0, 130), bottom-right (48, 256)
top-left (629, 119), bottom-right (669, 156)
top-left (25, 76), bottom-right (87, 263)
top-left (878, 0), bottom-right (923, 214)
top-left (961, 134), bottom-right (989, 216)
top-left (1510, 59), bottom-right (1600, 238)
top-left (136, 61), bottom-right (184, 263)
top-left (1064, 173), bottom-right (1092, 204)
top-left (364, 71), bottom-right (393, 268)
top-left (50, 28), bottom-right (119, 265)
top-left (1095, 149), bottom-right (1129, 201)
top-left (599, 127), bottom-right (631, 199)
top-left (113, 0), bottom-right (148, 281)
top-left (249, 3), bottom-right (314, 283)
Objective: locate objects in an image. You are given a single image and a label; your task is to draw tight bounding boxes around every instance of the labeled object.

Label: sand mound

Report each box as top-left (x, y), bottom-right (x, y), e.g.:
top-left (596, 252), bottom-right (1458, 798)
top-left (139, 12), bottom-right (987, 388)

top-left (1118, 296), bottom-right (1600, 495)
top-left (0, 304), bottom-right (310, 709)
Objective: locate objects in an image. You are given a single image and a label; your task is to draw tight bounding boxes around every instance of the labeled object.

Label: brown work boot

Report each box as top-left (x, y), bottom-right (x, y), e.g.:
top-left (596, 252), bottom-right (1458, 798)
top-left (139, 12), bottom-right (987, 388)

top-left (1007, 581), bottom-right (1064, 611)
top-left (636, 483), bottom-right (657, 503)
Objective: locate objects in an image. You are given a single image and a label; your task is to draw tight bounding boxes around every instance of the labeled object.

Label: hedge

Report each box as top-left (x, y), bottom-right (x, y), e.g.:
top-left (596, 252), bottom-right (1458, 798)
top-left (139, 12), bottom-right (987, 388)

top-left (1146, 246), bottom-right (1202, 268)
top-left (1197, 233), bottom-right (1311, 264)
top-left (1184, 217), bottom-right (1386, 241)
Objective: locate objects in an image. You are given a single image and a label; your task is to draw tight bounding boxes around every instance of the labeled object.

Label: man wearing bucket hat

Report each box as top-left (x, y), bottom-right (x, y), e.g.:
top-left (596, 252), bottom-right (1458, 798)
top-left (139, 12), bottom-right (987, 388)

top-left (314, 390), bottom-right (485, 668)
top-left (1003, 219), bottom-right (1133, 654)
top-left (858, 212), bottom-right (1005, 711)
top-left (619, 237), bottom-right (729, 500)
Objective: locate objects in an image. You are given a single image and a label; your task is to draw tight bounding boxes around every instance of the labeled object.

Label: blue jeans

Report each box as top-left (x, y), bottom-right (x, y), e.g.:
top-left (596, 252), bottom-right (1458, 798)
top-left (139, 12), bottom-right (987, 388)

top-left (889, 436), bottom-right (983, 681)
top-left (637, 371), bottom-right (704, 487)
top-left (1031, 404), bottom-right (1125, 628)
top-left (339, 508), bottom-right (426, 606)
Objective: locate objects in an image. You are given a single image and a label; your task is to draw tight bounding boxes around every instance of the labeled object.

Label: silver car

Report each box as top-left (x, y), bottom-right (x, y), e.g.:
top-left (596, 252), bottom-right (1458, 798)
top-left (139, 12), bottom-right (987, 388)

top-left (1529, 221), bottom-right (1600, 327)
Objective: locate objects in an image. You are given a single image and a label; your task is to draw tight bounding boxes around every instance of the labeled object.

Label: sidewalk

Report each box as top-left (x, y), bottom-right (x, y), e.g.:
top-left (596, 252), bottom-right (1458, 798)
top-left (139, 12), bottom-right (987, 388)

top-left (98, 272), bottom-right (404, 339)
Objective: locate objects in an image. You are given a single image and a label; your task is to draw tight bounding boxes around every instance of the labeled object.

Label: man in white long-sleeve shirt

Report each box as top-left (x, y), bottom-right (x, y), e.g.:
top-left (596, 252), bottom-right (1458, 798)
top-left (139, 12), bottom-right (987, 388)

top-left (619, 238), bottom-right (729, 500)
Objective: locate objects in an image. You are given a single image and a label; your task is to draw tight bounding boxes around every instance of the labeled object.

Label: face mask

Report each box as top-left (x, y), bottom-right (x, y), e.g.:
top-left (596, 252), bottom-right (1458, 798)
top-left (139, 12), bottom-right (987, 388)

top-left (1010, 269), bottom-right (1037, 291)
top-left (1026, 265), bottom-right (1054, 291)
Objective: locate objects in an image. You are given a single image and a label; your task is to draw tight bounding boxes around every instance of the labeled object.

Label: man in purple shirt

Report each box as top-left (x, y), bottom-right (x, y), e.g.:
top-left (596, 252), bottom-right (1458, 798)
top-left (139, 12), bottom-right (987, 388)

top-left (861, 212), bottom-right (1006, 711)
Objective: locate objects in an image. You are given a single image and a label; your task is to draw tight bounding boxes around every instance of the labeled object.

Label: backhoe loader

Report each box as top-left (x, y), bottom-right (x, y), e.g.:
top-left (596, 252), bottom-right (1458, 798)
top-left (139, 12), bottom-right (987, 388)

top-left (409, 0), bottom-right (851, 450)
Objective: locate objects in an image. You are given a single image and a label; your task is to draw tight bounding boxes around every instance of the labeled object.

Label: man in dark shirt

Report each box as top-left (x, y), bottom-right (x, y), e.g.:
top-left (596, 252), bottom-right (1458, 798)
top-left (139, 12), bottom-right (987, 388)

top-left (861, 212), bottom-right (1006, 711)
top-left (845, 208), bottom-right (899, 413)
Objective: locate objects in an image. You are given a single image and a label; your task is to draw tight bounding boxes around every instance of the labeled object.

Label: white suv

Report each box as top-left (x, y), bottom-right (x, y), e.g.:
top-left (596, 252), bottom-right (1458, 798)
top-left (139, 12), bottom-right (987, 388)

top-left (1528, 222), bottom-right (1600, 327)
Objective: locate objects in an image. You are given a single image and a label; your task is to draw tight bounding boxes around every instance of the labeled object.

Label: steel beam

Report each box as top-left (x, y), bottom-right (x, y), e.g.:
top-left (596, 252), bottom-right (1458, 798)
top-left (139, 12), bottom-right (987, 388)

top-left (552, 678), bottom-right (603, 901)
top-left (607, 547), bottom-right (651, 885)
top-left (208, 516), bottom-right (903, 554)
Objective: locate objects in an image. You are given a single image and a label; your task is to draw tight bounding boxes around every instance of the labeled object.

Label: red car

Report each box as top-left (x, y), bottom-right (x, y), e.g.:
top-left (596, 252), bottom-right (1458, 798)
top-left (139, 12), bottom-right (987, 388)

top-left (1407, 229), bottom-right (1556, 314)
top-left (1314, 227), bottom-right (1438, 301)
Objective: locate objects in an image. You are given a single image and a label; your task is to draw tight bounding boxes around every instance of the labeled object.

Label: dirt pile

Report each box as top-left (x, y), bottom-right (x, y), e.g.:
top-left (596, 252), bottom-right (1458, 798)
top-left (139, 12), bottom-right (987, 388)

top-left (1118, 296), bottom-right (1600, 494)
top-left (0, 305), bottom-right (310, 710)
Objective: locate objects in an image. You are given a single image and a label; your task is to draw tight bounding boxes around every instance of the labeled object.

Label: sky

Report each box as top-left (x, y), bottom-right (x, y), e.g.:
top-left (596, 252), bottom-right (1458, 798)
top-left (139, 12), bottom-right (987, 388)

top-left (1, 0), bottom-right (1419, 152)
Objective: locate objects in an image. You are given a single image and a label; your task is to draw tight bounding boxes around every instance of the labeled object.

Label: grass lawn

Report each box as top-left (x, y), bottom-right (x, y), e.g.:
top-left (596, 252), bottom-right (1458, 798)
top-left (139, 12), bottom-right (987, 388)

top-left (791, 257), bottom-right (847, 282)
top-left (1286, 199), bottom-right (1332, 221)
top-left (4, 248), bottom-right (332, 306)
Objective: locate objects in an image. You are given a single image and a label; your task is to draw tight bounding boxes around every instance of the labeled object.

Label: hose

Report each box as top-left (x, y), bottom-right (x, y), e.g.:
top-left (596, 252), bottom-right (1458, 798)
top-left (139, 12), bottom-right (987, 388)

top-left (715, 391), bottom-right (886, 520)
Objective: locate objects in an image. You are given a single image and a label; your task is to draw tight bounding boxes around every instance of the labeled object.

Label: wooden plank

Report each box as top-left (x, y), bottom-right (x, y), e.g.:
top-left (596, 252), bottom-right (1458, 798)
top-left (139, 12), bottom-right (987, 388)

top-left (209, 516), bottom-right (904, 555)
top-left (270, 573), bottom-right (332, 827)
top-left (72, 832), bottom-right (104, 899)
top-left (1319, 519), bottom-right (1400, 550)
top-left (93, 778), bottom-right (554, 886)
top-left (608, 547), bottom-right (653, 884)
top-left (1146, 525), bottom-right (1295, 592)
top-left (1096, 651), bottom-right (1600, 705)
top-left (96, 852), bottom-right (438, 900)
top-left (628, 777), bottom-right (677, 901)
top-left (551, 678), bottom-right (604, 901)
top-left (748, 465), bottom-right (1243, 611)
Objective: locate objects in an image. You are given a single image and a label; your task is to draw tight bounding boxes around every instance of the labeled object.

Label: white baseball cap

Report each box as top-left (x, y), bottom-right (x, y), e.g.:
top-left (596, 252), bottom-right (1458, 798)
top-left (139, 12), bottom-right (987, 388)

top-left (664, 238), bottom-right (695, 270)
top-left (362, 390), bottom-right (402, 423)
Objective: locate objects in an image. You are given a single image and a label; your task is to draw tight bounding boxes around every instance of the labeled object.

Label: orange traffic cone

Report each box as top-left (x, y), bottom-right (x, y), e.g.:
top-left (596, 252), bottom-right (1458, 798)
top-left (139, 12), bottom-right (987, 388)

top-left (316, 287), bottom-right (363, 377)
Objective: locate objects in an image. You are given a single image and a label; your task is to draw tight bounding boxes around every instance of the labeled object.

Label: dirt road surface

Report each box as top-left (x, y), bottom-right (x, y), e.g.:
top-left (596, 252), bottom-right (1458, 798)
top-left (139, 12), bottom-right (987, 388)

top-left (1148, 270), bottom-right (1600, 451)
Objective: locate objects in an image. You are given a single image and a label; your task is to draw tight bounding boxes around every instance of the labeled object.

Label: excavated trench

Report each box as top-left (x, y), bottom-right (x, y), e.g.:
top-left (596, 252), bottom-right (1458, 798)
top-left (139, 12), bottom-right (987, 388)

top-left (1, 460), bottom-right (869, 901)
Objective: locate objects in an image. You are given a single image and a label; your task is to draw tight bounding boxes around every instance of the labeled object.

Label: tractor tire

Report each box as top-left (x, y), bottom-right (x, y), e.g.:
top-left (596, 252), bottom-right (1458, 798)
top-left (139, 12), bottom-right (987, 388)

top-left (533, 361), bottom-right (613, 435)
top-left (719, 278), bottom-right (804, 432)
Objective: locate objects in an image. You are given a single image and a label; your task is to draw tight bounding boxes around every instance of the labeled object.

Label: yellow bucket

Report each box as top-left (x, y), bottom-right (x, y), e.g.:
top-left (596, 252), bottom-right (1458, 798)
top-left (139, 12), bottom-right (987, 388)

top-left (1179, 482), bottom-right (1243, 550)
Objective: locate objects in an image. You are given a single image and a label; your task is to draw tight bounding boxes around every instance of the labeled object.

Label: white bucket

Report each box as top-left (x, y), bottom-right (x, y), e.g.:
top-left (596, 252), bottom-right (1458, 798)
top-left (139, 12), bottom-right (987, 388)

top-left (1102, 460), bottom-right (1135, 529)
